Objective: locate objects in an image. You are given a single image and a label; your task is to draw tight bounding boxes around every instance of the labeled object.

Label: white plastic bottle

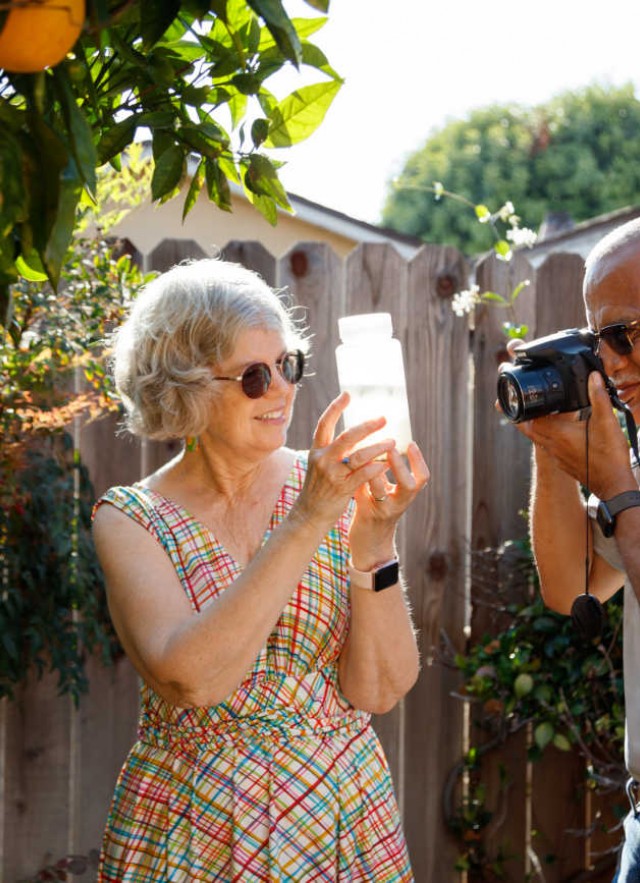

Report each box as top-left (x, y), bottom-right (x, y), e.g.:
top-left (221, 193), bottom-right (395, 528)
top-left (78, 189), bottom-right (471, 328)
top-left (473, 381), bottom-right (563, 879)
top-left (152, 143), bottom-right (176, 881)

top-left (335, 312), bottom-right (413, 454)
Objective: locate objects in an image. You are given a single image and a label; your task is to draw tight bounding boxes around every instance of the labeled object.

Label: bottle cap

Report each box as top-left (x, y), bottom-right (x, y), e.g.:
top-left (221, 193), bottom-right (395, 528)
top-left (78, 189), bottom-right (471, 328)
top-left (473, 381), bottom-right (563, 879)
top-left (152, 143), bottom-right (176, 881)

top-left (338, 312), bottom-right (393, 342)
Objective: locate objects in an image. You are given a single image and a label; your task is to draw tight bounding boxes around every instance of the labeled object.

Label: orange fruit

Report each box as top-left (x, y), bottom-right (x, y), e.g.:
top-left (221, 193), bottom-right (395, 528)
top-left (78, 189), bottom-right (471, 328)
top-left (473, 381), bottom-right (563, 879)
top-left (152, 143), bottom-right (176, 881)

top-left (0, 0), bottom-right (85, 73)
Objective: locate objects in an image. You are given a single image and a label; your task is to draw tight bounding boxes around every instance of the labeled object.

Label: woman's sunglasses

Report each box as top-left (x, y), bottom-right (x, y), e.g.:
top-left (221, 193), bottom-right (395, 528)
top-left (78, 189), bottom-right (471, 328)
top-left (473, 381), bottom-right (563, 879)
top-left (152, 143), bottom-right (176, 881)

top-left (593, 319), bottom-right (640, 356)
top-left (212, 349), bottom-right (305, 399)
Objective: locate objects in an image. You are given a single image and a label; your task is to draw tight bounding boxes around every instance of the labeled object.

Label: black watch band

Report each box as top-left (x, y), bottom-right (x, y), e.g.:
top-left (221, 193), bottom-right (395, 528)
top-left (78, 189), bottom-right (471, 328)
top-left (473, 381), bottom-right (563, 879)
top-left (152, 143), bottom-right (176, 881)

top-left (596, 490), bottom-right (640, 538)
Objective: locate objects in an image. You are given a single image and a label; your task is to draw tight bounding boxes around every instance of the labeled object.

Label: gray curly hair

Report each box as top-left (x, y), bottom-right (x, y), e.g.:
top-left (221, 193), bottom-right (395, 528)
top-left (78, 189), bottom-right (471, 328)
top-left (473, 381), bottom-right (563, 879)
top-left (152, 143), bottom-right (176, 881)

top-left (112, 258), bottom-right (308, 440)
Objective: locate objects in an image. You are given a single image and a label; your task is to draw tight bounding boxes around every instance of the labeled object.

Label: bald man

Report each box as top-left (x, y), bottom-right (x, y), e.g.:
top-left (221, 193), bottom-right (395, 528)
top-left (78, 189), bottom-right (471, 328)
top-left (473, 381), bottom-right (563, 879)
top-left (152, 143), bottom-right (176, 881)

top-left (510, 218), bottom-right (640, 880)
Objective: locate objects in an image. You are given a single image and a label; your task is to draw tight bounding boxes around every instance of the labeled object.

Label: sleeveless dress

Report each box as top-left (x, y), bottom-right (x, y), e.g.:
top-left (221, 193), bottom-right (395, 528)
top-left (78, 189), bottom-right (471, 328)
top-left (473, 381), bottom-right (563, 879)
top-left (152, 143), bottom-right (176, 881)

top-left (94, 451), bottom-right (413, 882)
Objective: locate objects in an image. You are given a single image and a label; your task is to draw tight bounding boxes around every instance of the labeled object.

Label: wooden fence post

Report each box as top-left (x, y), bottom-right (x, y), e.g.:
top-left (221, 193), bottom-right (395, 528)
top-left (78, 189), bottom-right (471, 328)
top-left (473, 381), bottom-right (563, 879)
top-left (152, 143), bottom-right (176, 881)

top-left (277, 242), bottom-right (345, 452)
top-left (469, 251), bottom-right (537, 881)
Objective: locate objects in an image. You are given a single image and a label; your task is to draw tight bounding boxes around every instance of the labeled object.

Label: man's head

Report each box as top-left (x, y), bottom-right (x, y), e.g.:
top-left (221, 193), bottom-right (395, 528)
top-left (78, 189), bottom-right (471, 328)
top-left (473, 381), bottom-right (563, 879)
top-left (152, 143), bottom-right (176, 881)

top-left (584, 218), bottom-right (640, 420)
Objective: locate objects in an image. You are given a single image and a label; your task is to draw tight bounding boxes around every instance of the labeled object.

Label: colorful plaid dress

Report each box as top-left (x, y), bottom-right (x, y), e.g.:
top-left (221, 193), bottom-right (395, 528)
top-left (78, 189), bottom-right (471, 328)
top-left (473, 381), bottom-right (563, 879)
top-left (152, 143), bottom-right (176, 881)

top-left (95, 451), bottom-right (413, 882)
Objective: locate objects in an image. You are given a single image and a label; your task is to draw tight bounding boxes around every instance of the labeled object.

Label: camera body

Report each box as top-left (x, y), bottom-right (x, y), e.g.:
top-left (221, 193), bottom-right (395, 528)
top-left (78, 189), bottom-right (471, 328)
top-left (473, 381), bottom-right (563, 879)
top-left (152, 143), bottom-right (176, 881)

top-left (497, 327), bottom-right (608, 423)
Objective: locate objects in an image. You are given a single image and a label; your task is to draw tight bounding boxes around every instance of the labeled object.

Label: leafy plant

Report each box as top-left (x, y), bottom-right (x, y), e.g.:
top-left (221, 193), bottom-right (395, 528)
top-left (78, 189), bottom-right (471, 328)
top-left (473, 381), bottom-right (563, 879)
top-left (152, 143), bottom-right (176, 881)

top-left (0, 0), bottom-right (342, 305)
top-left (1, 154), bottom-right (153, 700)
top-left (0, 434), bottom-right (120, 702)
top-left (444, 538), bottom-right (626, 874)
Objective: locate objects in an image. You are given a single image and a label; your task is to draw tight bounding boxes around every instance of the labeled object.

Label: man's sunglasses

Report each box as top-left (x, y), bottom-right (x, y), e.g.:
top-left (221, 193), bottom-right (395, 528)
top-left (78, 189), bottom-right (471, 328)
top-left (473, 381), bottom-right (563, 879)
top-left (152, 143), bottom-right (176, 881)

top-left (212, 349), bottom-right (305, 399)
top-left (592, 319), bottom-right (640, 356)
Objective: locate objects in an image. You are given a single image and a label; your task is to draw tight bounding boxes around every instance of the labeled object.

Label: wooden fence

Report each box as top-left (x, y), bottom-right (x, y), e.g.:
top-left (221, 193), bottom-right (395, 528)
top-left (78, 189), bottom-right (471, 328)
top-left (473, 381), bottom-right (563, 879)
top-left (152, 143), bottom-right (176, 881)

top-left (0, 239), bottom-right (623, 881)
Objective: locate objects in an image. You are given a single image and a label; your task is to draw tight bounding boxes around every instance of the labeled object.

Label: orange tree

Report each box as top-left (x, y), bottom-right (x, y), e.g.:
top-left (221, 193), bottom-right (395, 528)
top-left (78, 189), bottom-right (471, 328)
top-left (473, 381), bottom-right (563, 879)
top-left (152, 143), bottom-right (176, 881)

top-left (0, 1), bottom-right (341, 700)
top-left (0, 0), bottom-right (342, 313)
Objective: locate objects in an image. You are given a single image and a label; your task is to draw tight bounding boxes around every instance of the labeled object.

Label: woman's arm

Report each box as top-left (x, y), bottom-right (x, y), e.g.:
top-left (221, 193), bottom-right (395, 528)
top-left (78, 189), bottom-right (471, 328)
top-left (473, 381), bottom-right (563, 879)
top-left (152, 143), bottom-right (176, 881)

top-left (93, 400), bottom-right (395, 709)
top-left (94, 500), bottom-right (335, 708)
top-left (338, 443), bottom-right (429, 713)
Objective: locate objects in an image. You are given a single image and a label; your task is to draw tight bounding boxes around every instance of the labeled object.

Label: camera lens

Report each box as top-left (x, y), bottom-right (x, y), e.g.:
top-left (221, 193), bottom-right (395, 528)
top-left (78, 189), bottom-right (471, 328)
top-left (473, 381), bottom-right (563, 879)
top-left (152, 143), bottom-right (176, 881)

top-left (497, 365), bottom-right (565, 422)
top-left (497, 374), bottom-right (524, 421)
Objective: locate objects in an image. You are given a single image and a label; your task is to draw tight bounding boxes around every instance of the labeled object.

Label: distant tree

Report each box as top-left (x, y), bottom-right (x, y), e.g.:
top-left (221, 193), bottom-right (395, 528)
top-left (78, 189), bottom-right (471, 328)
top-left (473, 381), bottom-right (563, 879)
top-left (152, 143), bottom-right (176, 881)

top-left (0, 0), bottom-right (341, 312)
top-left (382, 83), bottom-right (640, 254)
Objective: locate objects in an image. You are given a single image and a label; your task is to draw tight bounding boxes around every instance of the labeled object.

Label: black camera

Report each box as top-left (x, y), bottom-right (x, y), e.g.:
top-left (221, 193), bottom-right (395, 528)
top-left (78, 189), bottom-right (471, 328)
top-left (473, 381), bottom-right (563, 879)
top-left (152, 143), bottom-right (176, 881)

top-left (497, 327), bottom-right (607, 423)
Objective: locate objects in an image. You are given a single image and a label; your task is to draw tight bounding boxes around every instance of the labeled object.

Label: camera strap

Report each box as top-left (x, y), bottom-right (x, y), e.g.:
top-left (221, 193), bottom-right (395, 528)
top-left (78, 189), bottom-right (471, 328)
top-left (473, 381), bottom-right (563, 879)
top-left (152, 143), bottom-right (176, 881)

top-left (571, 414), bottom-right (605, 641)
top-left (571, 394), bottom-right (640, 641)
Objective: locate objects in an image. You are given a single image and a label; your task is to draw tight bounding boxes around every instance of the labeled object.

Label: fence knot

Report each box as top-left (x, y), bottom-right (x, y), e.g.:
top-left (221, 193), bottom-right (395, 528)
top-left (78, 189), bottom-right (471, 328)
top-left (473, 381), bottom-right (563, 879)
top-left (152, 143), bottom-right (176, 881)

top-left (436, 270), bottom-right (458, 299)
top-left (427, 550), bottom-right (448, 580)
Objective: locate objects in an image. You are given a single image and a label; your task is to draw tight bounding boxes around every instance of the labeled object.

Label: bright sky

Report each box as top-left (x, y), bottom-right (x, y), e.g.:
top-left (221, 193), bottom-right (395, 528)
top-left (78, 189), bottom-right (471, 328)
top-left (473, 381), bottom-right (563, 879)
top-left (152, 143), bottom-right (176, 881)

top-left (275, 0), bottom-right (640, 224)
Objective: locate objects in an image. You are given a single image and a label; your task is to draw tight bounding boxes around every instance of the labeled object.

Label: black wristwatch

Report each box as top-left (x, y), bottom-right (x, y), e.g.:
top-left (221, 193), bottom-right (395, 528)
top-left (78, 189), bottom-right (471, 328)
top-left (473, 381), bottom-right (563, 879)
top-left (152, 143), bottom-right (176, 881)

top-left (348, 557), bottom-right (400, 592)
top-left (596, 490), bottom-right (640, 538)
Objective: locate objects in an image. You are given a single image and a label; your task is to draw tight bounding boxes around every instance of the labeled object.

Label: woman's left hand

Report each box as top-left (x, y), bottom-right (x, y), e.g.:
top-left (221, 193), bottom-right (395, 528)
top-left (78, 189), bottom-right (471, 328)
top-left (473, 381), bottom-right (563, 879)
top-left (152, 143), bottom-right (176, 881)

top-left (349, 442), bottom-right (430, 567)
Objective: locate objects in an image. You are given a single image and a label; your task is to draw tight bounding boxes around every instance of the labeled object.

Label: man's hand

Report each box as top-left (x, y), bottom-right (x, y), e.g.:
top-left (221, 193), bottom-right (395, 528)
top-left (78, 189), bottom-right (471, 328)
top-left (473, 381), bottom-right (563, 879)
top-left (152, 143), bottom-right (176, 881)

top-left (516, 372), bottom-right (635, 498)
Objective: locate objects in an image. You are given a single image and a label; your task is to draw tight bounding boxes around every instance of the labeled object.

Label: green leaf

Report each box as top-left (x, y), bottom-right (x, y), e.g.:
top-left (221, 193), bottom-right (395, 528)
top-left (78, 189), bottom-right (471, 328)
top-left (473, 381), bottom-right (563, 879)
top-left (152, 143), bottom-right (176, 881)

top-left (0, 130), bottom-right (27, 236)
top-left (510, 278), bottom-right (531, 303)
top-left (479, 291), bottom-right (507, 305)
top-left (15, 253), bottom-right (48, 282)
top-left (61, 84), bottom-right (98, 199)
top-left (179, 123), bottom-right (228, 158)
top-left (227, 90), bottom-right (249, 129)
top-left (243, 153), bottom-right (290, 209)
top-left (504, 323), bottom-right (529, 340)
top-left (553, 733), bottom-right (571, 751)
top-left (183, 159), bottom-right (205, 220)
top-left (97, 116), bottom-right (138, 166)
top-left (264, 80), bottom-right (342, 148)
top-left (247, 0), bottom-right (302, 65)
top-left (218, 153), bottom-right (241, 185)
top-left (151, 144), bottom-right (185, 202)
top-left (23, 116), bottom-right (69, 257)
top-left (251, 118), bottom-right (269, 147)
top-left (258, 15), bottom-right (327, 52)
top-left (232, 73), bottom-right (262, 95)
top-left (141, 0), bottom-right (181, 48)
top-left (43, 166), bottom-right (83, 288)
top-left (298, 41), bottom-right (341, 80)
top-left (248, 191), bottom-right (278, 225)
top-left (303, 0), bottom-right (329, 10)
top-left (137, 110), bottom-right (177, 129)
top-left (204, 158), bottom-right (232, 212)
top-left (534, 722), bottom-right (554, 751)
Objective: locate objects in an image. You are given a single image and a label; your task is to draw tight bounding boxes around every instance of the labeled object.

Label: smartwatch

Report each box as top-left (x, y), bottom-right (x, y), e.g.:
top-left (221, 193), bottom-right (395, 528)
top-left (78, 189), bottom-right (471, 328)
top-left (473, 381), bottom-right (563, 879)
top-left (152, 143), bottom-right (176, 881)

top-left (348, 557), bottom-right (399, 592)
top-left (596, 490), bottom-right (640, 538)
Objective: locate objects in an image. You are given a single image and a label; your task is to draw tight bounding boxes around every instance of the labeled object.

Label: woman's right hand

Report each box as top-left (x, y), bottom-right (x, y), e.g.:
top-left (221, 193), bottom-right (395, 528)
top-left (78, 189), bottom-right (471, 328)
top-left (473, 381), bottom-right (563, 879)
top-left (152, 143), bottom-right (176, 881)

top-left (293, 392), bottom-right (396, 529)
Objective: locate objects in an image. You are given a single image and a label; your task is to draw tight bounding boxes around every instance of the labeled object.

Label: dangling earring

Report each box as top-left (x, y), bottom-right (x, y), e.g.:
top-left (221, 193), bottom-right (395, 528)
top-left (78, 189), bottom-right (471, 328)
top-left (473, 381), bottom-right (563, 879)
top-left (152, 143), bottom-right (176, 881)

top-left (185, 435), bottom-right (199, 452)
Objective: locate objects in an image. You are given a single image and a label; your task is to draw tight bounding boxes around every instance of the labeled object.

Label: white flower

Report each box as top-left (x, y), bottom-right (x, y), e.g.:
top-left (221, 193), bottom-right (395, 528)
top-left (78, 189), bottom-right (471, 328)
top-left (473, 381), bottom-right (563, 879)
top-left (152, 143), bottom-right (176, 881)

top-left (506, 226), bottom-right (538, 248)
top-left (433, 181), bottom-right (444, 200)
top-left (498, 201), bottom-right (515, 222)
top-left (452, 285), bottom-right (482, 316)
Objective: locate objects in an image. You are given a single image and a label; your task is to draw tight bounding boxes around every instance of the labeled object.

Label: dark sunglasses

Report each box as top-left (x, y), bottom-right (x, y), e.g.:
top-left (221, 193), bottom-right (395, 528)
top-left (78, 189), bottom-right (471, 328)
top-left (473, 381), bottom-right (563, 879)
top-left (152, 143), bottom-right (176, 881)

top-left (593, 319), bottom-right (640, 356)
top-left (212, 349), bottom-right (305, 399)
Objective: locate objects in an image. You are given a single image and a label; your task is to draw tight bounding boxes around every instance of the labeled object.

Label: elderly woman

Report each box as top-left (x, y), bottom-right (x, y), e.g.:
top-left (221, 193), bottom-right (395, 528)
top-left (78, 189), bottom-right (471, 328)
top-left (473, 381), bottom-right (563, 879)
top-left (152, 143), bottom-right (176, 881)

top-left (92, 258), bottom-right (429, 882)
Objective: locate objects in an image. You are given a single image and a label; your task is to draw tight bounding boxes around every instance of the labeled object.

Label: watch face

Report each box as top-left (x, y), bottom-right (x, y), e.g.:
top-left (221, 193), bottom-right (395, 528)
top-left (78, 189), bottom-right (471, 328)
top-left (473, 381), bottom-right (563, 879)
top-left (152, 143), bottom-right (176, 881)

top-left (374, 560), bottom-right (399, 592)
top-left (597, 501), bottom-right (615, 538)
